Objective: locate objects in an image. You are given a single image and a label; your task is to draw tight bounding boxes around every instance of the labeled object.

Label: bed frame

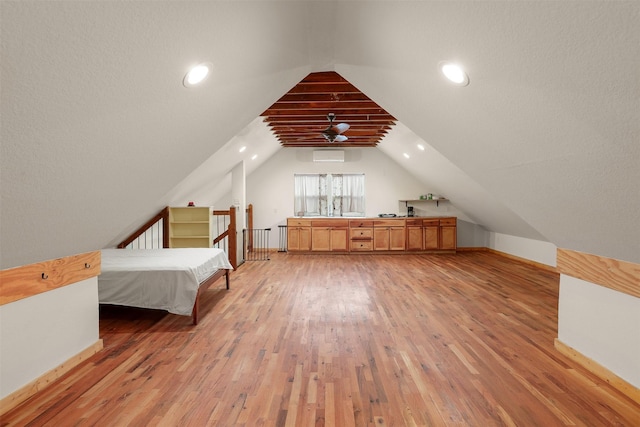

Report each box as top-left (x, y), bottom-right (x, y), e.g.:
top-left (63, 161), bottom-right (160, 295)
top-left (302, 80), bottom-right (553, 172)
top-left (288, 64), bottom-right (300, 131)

top-left (114, 205), bottom-right (241, 324)
top-left (191, 268), bottom-right (229, 325)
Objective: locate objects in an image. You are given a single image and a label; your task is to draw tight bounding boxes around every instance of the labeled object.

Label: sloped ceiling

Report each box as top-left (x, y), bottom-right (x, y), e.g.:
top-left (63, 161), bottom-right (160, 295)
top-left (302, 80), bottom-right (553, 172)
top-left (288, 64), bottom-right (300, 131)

top-left (260, 71), bottom-right (396, 147)
top-left (1, 1), bottom-right (638, 268)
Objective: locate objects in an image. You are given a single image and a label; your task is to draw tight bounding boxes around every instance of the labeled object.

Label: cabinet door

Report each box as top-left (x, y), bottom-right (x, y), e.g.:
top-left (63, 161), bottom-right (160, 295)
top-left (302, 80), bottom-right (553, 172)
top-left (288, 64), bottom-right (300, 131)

top-left (373, 228), bottom-right (390, 251)
top-left (389, 227), bottom-right (406, 251)
top-left (287, 228), bottom-right (301, 250)
top-left (440, 226), bottom-right (457, 250)
top-left (406, 226), bottom-right (423, 251)
top-left (299, 227), bottom-right (311, 251)
top-left (288, 227), bottom-right (311, 251)
top-left (424, 226), bottom-right (439, 250)
top-left (330, 228), bottom-right (349, 251)
top-left (311, 228), bottom-right (332, 251)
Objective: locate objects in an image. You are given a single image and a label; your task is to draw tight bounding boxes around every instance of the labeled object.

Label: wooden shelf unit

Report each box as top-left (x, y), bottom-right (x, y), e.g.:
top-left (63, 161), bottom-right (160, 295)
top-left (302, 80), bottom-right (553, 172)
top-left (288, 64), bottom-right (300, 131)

top-left (168, 207), bottom-right (213, 248)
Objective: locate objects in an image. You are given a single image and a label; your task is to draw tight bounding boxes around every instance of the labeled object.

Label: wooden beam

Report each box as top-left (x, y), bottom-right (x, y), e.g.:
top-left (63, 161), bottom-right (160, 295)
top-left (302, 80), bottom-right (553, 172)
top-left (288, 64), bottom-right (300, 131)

top-left (262, 108), bottom-right (391, 117)
top-left (263, 115), bottom-right (395, 123)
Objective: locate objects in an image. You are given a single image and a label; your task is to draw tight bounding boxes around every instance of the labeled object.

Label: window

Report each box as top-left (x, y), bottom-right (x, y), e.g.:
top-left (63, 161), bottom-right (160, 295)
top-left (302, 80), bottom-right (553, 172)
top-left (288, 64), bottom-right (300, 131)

top-left (294, 174), bottom-right (365, 217)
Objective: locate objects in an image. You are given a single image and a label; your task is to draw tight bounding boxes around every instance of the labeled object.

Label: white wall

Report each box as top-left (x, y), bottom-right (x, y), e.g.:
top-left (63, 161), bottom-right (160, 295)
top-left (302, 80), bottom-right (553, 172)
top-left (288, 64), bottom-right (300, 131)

top-left (243, 147), bottom-right (484, 239)
top-left (0, 278), bottom-right (100, 399)
top-left (558, 275), bottom-right (640, 388)
top-left (488, 231), bottom-right (557, 267)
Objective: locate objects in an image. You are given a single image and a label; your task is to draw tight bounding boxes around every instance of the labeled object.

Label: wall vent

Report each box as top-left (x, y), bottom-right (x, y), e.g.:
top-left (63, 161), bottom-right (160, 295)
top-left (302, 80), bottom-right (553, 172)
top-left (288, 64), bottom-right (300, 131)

top-left (312, 150), bottom-right (344, 162)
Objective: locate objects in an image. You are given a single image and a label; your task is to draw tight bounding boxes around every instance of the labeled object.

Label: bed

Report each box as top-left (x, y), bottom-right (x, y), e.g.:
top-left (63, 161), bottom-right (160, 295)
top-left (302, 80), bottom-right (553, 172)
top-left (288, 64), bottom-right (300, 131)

top-left (98, 248), bottom-right (233, 324)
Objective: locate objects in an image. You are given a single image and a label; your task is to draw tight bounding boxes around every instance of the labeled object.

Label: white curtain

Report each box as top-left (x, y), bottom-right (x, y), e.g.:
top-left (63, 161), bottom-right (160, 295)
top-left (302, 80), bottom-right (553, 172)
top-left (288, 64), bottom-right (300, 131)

top-left (294, 174), bottom-right (321, 215)
top-left (340, 174), bottom-right (365, 214)
top-left (294, 173), bottom-right (364, 216)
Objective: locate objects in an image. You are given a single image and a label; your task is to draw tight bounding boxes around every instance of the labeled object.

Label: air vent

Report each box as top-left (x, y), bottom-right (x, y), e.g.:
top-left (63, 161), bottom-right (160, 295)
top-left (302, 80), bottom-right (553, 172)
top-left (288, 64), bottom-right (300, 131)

top-left (313, 150), bottom-right (344, 162)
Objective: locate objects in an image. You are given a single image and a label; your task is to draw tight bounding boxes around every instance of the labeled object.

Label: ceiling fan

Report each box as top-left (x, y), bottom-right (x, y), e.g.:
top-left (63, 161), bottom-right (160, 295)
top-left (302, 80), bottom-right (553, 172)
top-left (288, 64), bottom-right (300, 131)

top-left (322, 113), bottom-right (350, 143)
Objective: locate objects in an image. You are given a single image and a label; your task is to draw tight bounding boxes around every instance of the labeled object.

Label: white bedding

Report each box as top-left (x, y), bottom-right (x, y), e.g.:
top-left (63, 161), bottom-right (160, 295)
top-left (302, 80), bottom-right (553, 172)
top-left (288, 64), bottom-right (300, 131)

top-left (99, 248), bottom-right (233, 316)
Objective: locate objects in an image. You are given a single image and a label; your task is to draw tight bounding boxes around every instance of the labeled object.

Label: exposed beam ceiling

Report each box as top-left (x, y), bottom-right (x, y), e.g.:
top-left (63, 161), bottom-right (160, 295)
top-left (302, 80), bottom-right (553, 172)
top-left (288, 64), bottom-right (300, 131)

top-left (261, 71), bottom-right (396, 147)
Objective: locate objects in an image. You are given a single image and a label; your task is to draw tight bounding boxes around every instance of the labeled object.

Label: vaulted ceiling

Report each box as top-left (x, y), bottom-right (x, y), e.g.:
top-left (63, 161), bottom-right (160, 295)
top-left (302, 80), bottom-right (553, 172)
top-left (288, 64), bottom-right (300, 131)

top-left (1, 1), bottom-right (638, 268)
top-left (261, 71), bottom-right (396, 147)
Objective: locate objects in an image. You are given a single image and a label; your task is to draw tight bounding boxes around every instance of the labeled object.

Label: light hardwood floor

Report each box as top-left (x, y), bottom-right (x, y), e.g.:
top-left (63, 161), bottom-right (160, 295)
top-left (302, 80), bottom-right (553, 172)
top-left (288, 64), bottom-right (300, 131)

top-left (3, 252), bottom-right (639, 426)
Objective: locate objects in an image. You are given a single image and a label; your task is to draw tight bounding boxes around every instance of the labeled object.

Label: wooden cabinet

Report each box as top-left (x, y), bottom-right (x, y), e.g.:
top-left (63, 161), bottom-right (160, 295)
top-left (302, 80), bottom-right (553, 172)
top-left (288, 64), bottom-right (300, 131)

top-left (286, 216), bottom-right (455, 253)
top-left (373, 219), bottom-right (406, 251)
top-left (168, 207), bottom-right (213, 248)
top-left (408, 218), bottom-right (456, 251)
top-left (439, 217), bottom-right (457, 250)
top-left (349, 220), bottom-right (373, 251)
top-left (423, 219), bottom-right (440, 250)
top-left (311, 220), bottom-right (348, 252)
top-left (390, 227), bottom-right (406, 250)
top-left (287, 219), bottom-right (311, 251)
top-left (406, 219), bottom-right (424, 251)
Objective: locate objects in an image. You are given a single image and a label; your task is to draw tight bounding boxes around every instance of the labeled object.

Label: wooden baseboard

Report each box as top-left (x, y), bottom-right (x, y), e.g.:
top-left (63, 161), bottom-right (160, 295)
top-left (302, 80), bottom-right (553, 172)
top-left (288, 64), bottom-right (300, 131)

top-left (482, 247), bottom-right (558, 273)
top-left (554, 339), bottom-right (640, 405)
top-left (0, 339), bottom-right (104, 415)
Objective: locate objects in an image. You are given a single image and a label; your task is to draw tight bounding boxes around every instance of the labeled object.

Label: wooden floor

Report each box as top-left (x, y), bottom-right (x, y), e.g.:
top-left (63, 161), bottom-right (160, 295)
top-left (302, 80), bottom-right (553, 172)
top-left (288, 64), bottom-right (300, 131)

top-left (3, 252), bottom-right (639, 426)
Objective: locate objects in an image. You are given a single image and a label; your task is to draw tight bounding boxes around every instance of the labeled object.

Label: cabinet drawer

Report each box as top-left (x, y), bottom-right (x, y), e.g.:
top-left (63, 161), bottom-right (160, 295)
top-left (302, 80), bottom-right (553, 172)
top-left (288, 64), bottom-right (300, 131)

top-left (439, 218), bottom-right (457, 226)
top-left (350, 228), bottom-right (373, 239)
top-left (374, 219), bottom-right (405, 227)
top-left (406, 219), bottom-right (422, 226)
top-left (350, 241), bottom-right (373, 251)
top-left (349, 220), bottom-right (374, 228)
top-left (312, 219), bottom-right (349, 228)
top-left (288, 219), bottom-right (311, 227)
top-left (423, 219), bottom-right (440, 226)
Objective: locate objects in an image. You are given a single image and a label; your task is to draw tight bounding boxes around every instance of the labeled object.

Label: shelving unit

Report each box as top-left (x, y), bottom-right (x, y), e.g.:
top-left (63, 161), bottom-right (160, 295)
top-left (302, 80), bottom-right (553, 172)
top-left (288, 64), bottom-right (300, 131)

top-left (168, 206), bottom-right (213, 248)
top-left (400, 198), bottom-right (449, 207)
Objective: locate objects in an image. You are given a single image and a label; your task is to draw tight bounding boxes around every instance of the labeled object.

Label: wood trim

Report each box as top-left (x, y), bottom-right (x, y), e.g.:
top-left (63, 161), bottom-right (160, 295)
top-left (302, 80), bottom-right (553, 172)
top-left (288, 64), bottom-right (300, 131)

top-left (0, 339), bottom-right (104, 415)
top-left (247, 203), bottom-right (254, 252)
top-left (228, 206), bottom-right (237, 269)
top-left (0, 251), bottom-right (101, 306)
top-left (554, 339), bottom-right (640, 405)
top-left (557, 248), bottom-right (640, 299)
top-left (475, 247), bottom-right (558, 273)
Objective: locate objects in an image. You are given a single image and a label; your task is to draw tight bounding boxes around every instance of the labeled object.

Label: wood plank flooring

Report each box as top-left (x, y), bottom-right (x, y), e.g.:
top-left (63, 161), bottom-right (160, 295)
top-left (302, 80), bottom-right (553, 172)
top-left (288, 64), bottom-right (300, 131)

top-left (3, 252), bottom-right (639, 426)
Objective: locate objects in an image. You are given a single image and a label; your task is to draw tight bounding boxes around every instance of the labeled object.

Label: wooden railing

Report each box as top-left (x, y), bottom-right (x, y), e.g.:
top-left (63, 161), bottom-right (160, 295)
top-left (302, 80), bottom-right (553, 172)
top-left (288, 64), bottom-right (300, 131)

top-left (117, 207), bottom-right (169, 249)
top-left (115, 205), bottom-right (247, 269)
top-left (246, 203), bottom-right (254, 253)
top-left (212, 206), bottom-right (237, 269)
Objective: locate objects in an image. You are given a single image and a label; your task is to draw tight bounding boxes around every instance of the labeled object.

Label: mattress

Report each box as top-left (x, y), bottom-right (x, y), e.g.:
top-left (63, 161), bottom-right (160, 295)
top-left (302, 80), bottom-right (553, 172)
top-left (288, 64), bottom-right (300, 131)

top-left (99, 248), bottom-right (233, 316)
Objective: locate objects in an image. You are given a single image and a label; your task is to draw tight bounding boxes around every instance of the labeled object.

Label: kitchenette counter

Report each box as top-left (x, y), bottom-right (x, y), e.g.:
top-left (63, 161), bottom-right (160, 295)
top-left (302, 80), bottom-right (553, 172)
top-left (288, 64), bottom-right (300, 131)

top-left (286, 216), bottom-right (456, 253)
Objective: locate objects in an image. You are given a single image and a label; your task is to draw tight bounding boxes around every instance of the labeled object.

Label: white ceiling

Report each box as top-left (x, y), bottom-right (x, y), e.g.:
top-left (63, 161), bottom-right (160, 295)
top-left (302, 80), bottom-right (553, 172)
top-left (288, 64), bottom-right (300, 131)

top-left (1, 1), bottom-right (638, 268)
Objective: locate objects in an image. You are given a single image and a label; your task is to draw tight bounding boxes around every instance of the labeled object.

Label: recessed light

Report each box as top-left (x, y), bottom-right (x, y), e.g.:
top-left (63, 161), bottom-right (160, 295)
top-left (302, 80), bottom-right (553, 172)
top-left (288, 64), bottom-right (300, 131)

top-left (439, 61), bottom-right (469, 86)
top-left (403, 153), bottom-right (410, 159)
top-left (183, 62), bottom-right (213, 87)
top-left (417, 144), bottom-right (425, 151)
top-left (251, 154), bottom-right (258, 160)
top-left (239, 146), bottom-right (247, 153)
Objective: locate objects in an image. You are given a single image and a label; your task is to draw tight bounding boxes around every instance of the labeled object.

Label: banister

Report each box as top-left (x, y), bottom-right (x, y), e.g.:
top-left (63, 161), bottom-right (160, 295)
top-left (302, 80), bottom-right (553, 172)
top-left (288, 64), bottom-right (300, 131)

top-left (117, 207), bottom-right (169, 249)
